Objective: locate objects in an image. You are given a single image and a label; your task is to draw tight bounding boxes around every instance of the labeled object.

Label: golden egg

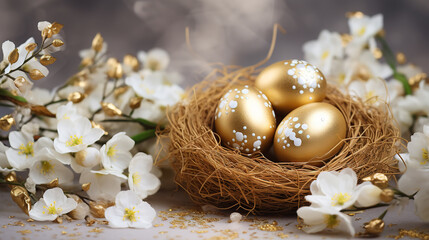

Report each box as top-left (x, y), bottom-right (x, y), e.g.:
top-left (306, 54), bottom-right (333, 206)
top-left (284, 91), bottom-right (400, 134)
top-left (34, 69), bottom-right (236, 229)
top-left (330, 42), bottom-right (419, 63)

top-left (255, 59), bottom-right (327, 114)
top-left (273, 102), bottom-right (347, 163)
top-left (215, 85), bottom-right (276, 154)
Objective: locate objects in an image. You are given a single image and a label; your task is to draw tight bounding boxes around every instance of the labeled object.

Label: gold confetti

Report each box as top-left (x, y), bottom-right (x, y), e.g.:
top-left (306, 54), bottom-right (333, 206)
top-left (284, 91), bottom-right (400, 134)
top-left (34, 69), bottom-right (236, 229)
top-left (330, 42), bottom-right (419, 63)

top-left (8, 48), bottom-right (19, 64)
top-left (89, 227), bottom-right (103, 233)
top-left (17, 230), bottom-right (31, 235)
top-left (40, 54), bottom-right (56, 66)
top-left (82, 183), bottom-right (91, 192)
top-left (8, 216), bottom-right (15, 219)
top-left (61, 231), bottom-right (67, 235)
top-left (26, 219), bottom-right (34, 222)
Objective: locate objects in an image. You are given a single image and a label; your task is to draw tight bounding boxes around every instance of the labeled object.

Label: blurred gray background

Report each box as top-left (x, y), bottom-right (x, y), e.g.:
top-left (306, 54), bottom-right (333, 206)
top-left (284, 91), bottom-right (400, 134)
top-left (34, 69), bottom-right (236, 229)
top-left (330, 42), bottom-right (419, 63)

top-left (0, 0), bottom-right (428, 89)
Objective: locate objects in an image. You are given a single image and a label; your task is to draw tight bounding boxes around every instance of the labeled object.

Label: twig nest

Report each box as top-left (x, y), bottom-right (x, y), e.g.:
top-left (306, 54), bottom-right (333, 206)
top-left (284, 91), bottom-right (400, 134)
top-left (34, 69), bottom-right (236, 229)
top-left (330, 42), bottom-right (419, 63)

top-left (164, 65), bottom-right (400, 214)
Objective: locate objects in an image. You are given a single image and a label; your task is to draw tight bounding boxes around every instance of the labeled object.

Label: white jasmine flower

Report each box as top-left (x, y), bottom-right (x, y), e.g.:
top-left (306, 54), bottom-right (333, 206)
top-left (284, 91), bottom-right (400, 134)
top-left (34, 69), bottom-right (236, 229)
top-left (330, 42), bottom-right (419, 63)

top-left (128, 153), bottom-right (161, 199)
top-left (397, 153), bottom-right (429, 195)
top-left (414, 184), bottom-right (429, 222)
top-left (2, 39), bottom-right (28, 74)
top-left (347, 14), bottom-right (383, 56)
top-left (79, 170), bottom-right (122, 201)
top-left (5, 131), bottom-right (40, 170)
top-left (29, 187), bottom-right (77, 221)
top-left (345, 51), bottom-right (392, 84)
top-left (29, 147), bottom-right (74, 185)
top-left (408, 126), bottom-right (429, 165)
top-left (100, 132), bottom-right (134, 171)
top-left (0, 142), bottom-right (15, 172)
top-left (413, 116), bottom-right (429, 133)
top-left (397, 64), bottom-right (423, 79)
top-left (303, 30), bottom-right (343, 75)
top-left (305, 168), bottom-right (365, 210)
top-left (55, 101), bottom-right (86, 121)
top-left (297, 207), bottom-right (355, 236)
top-left (348, 78), bottom-right (388, 107)
top-left (105, 190), bottom-right (156, 228)
top-left (71, 147), bottom-right (101, 173)
top-left (137, 48), bottom-right (170, 71)
top-left (37, 21), bottom-right (65, 54)
top-left (54, 117), bottom-right (104, 154)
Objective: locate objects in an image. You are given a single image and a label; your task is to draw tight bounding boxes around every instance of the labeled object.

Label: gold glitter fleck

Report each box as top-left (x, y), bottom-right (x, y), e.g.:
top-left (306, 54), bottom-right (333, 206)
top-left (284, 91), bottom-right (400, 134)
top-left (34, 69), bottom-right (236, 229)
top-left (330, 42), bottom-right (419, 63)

top-left (2, 225), bottom-right (7, 228)
top-left (26, 219), bottom-right (34, 222)
top-left (9, 216), bottom-right (15, 219)
top-left (258, 223), bottom-right (284, 232)
top-left (17, 230), bottom-right (32, 235)
top-left (61, 231), bottom-right (67, 235)
top-left (89, 227), bottom-right (103, 233)
top-left (277, 232), bottom-right (289, 239)
top-left (159, 231), bottom-right (168, 234)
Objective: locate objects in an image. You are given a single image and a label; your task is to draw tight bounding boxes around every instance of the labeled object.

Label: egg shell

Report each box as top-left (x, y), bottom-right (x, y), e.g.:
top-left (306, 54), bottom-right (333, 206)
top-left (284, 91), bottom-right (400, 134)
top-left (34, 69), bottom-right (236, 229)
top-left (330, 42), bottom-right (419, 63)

top-left (255, 59), bottom-right (327, 114)
top-left (214, 85), bottom-right (276, 154)
top-left (273, 102), bottom-right (347, 162)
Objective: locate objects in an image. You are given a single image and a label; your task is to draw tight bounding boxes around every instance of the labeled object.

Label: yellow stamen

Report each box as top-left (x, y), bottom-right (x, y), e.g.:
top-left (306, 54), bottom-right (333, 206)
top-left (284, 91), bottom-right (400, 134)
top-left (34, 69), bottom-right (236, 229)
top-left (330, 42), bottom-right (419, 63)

top-left (331, 193), bottom-right (351, 206)
top-left (325, 214), bottom-right (340, 229)
top-left (358, 26), bottom-right (366, 36)
top-left (321, 51), bottom-right (329, 60)
top-left (66, 135), bottom-right (83, 147)
top-left (18, 142), bottom-right (34, 157)
top-left (39, 160), bottom-right (54, 175)
top-left (365, 91), bottom-right (378, 104)
top-left (132, 173), bottom-right (141, 186)
top-left (42, 201), bottom-right (62, 215)
top-left (421, 148), bottom-right (428, 165)
top-left (107, 144), bottom-right (117, 157)
top-left (123, 207), bottom-right (139, 222)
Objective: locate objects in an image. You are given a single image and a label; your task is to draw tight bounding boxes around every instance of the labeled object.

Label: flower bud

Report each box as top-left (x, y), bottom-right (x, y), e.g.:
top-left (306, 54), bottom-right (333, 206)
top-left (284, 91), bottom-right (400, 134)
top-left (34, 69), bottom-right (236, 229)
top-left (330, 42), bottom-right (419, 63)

top-left (29, 69), bottom-right (45, 80)
top-left (40, 54), bottom-right (56, 66)
top-left (67, 92), bottom-right (86, 104)
top-left (67, 195), bottom-right (90, 220)
top-left (8, 48), bottom-right (19, 64)
top-left (380, 188), bottom-right (394, 203)
top-left (101, 102), bottom-right (122, 116)
top-left (123, 54), bottom-right (139, 71)
top-left (364, 219), bottom-right (385, 236)
top-left (92, 33), bottom-right (103, 52)
top-left (129, 97), bottom-right (143, 109)
top-left (52, 39), bottom-right (64, 47)
top-left (0, 114), bottom-right (15, 131)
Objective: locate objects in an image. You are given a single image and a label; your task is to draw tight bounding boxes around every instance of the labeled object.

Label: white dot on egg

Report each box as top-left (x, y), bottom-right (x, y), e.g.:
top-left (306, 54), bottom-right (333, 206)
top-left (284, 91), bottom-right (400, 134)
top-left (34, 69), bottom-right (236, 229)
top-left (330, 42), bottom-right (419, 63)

top-left (232, 110), bottom-right (235, 112)
top-left (235, 95), bottom-right (239, 98)
top-left (257, 136), bottom-right (261, 140)
top-left (299, 90), bottom-right (304, 94)
top-left (283, 140), bottom-right (287, 144)
top-left (242, 89), bottom-right (249, 94)
top-left (303, 84), bottom-right (307, 89)
top-left (292, 85), bottom-right (296, 89)
top-left (298, 130), bottom-right (303, 134)
top-left (232, 138), bottom-right (235, 142)
top-left (245, 148), bottom-right (249, 152)
top-left (309, 97), bottom-right (313, 100)
top-left (264, 102), bottom-right (269, 107)
top-left (277, 138), bottom-right (280, 143)
top-left (241, 143), bottom-right (245, 146)
top-left (287, 143), bottom-right (290, 147)
top-left (293, 117), bottom-right (298, 122)
top-left (244, 135), bottom-right (247, 139)
top-left (233, 130), bottom-right (236, 133)
top-left (244, 140), bottom-right (248, 143)
top-left (257, 95), bottom-right (261, 98)
top-left (252, 133), bottom-right (256, 136)
top-left (288, 69), bottom-right (294, 76)
top-left (253, 148), bottom-right (256, 151)
top-left (295, 123), bottom-right (301, 128)
top-left (283, 146), bottom-right (286, 149)
top-left (307, 135), bottom-right (310, 139)
top-left (243, 126), bottom-right (247, 130)
top-left (263, 136), bottom-right (266, 140)
top-left (302, 124), bottom-right (308, 130)
top-left (244, 85), bottom-right (249, 88)
top-left (235, 132), bottom-right (244, 141)
top-left (310, 88), bottom-right (314, 93)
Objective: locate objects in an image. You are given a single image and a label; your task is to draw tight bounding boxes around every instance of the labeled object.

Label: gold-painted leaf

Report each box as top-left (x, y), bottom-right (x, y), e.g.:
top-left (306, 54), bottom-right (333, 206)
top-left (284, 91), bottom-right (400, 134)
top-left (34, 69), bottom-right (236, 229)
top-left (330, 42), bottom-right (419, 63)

top-left (129, 96), bottom-right (142, 109)
top-left (49, 22), bottom-right (64, 35)
top-left (10, 186), bottom-right (31, 215)
top-left (40, 55), bottom-right (56, 66)
top-left (101, 102), bottom-right (122, 116)
top-left (67, 92), bottom-right (86, 103)
top-left (30, 105), bottom-right (56, 118)
top-left (25, 43), bottom-right (37, 52)
top-left (29, 69), bottom-right (45, 80)
top-left (52, 39), bottom-right (64, 47)
top-left (8, 48), bottom-right (19, 64)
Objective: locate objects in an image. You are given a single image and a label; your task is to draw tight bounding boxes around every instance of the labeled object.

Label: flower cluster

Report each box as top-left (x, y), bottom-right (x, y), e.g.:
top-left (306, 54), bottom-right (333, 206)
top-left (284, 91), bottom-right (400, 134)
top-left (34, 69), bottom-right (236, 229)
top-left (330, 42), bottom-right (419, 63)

top-left (297, 168), bottom-right (382, 236)
top-left (0, 21), bottom-right (183, 228)
top-left (303, 12), bottom-right (427, 136)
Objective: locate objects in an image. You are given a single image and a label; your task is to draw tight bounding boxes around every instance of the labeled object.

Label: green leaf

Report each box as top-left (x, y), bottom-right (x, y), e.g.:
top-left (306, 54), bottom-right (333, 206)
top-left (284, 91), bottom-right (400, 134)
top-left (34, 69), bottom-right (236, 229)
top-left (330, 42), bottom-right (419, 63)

top-left (0, 88), bottom-right (28, 103)
top-left (376, 36), bottom-right (412, 95)
top-left (131, 129), bottom-right (156, 143)
top-left (102, 117), bottom-right (161, 129)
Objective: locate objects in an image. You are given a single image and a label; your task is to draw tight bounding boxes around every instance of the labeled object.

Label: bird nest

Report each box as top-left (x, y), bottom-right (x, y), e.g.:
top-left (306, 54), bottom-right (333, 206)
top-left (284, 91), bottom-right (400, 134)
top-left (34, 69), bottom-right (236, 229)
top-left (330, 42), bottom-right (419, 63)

top-left (163, 64), bottom-right (401, 214)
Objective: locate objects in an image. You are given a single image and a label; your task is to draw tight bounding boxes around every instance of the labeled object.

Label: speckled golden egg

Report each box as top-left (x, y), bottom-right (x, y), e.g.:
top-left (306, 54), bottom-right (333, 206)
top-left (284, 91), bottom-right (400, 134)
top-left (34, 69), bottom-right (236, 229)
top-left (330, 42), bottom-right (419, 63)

top-left (255, 59), bottom-right (327, 114)
top-left (273, 102), bottom-right (347, 163)
top-left (214, 85), bottom-right (276, 154)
